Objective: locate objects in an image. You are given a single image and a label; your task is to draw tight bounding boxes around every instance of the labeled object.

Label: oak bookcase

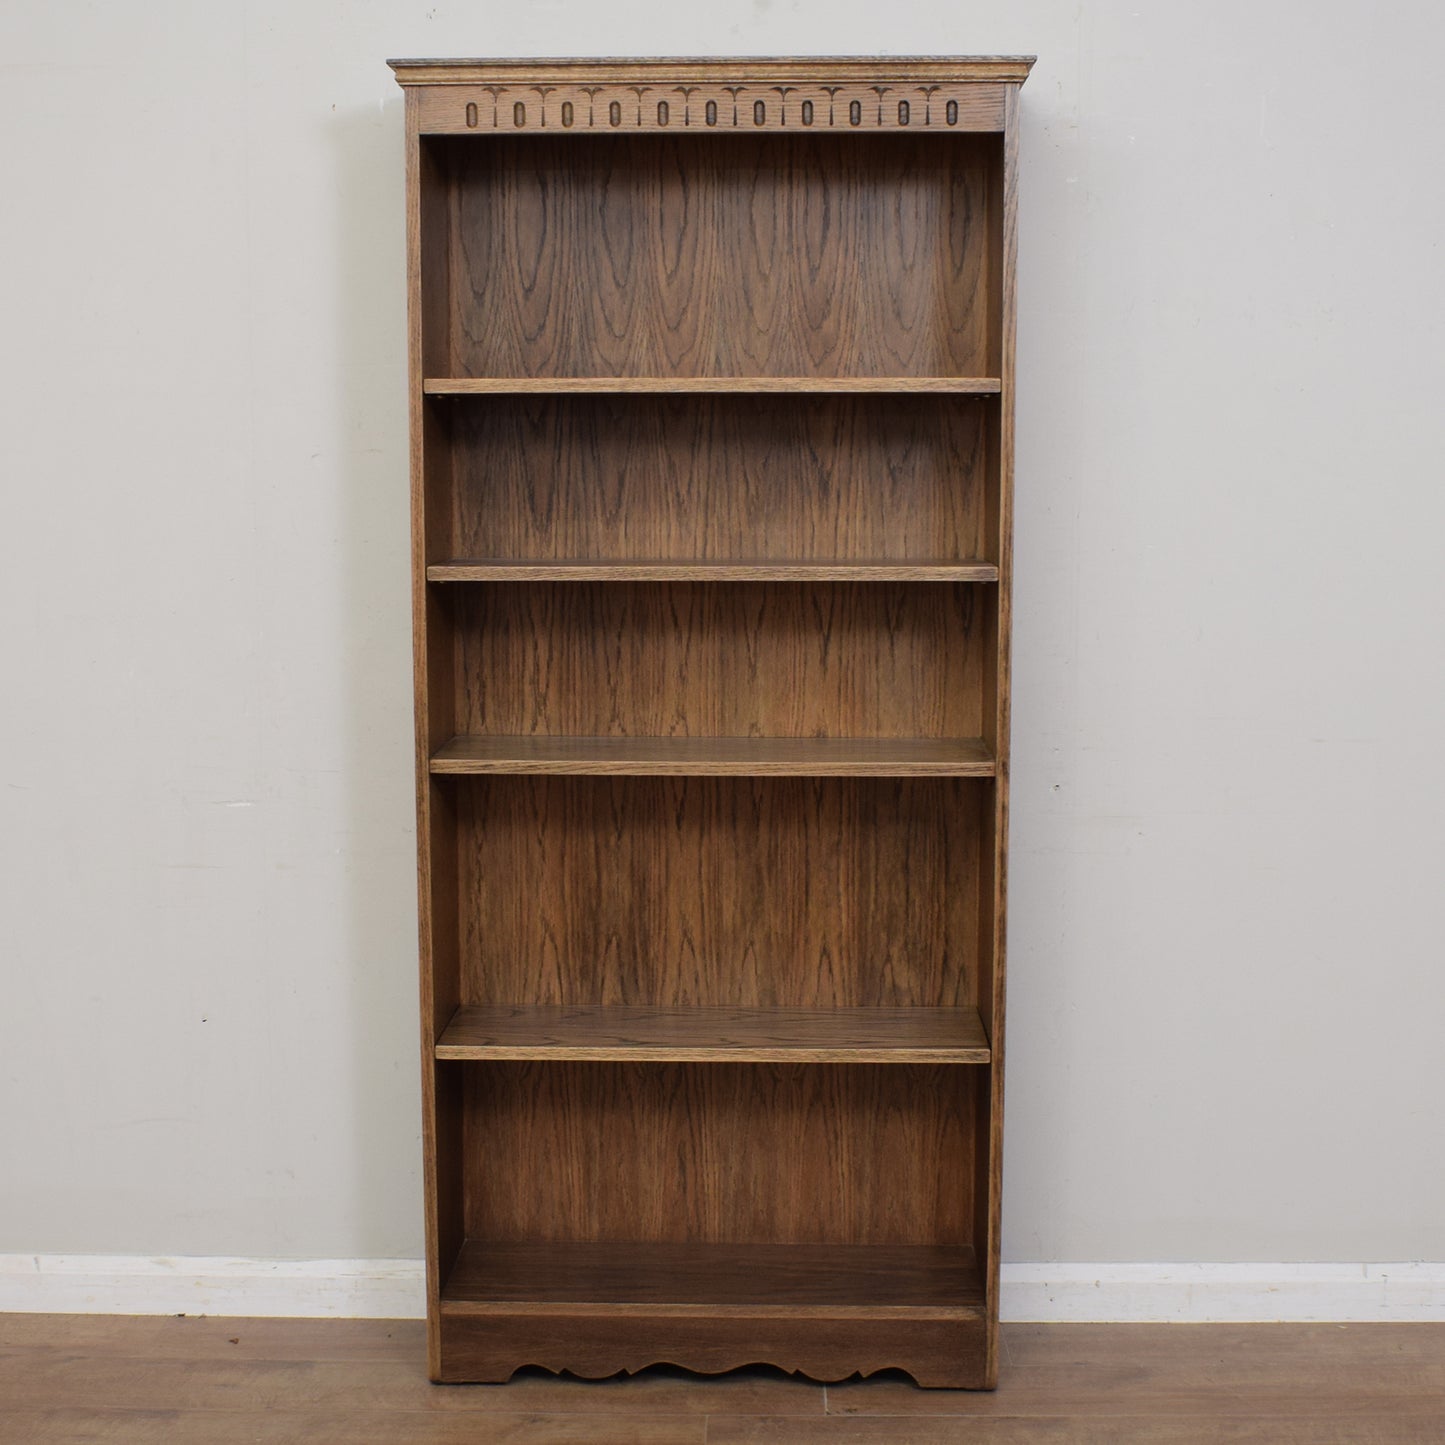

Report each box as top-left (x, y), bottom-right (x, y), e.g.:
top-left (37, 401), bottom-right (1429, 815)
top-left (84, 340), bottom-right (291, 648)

top-left (389, 54), bottom-right (1032, 1389)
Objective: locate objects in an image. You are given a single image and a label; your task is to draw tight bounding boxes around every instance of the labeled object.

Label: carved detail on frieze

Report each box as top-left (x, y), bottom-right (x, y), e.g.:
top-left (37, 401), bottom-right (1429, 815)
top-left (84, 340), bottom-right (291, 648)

top-left (428, 79), bottom-right (1000, 134)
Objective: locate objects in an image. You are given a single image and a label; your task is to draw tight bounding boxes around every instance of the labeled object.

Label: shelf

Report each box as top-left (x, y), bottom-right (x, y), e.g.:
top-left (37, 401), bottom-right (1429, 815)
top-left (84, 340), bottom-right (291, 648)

top-left (429, 734), bottom-right (995, 776)
top-left (424, 376), bottom-right (1002, 395)
top-left (437, 1003), bottom-right (990, 1064)
top-left (441, 1240), bottom-right (984, 1320)
top-left (428, 558), bottom-right (999, 583)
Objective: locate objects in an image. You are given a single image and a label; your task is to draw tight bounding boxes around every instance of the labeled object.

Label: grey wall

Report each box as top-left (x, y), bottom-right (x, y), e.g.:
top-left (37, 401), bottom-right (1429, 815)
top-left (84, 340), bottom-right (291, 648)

top-left (2, 0), bottom-right (1441, 1264)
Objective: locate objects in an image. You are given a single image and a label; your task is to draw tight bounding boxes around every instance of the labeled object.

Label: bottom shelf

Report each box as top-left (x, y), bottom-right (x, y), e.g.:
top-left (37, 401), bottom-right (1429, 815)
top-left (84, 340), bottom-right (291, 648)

top-left (442, 1239), bottom-right (982, 1318)
top-left (436, 1240), bottom-right (988, 1385)
top-left (437, 1003), bottom-right (990, 1063)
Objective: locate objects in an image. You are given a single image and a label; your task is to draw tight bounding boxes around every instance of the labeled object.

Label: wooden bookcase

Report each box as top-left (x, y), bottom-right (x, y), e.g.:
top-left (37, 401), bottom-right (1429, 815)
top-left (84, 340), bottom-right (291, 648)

top-left (390, 54), bottom-right (1032, 1389)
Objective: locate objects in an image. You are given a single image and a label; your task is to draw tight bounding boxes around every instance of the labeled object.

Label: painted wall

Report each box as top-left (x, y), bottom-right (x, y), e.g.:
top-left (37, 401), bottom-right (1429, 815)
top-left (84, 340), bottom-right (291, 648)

top-left (2, 0), bottom-right (1441, 1266)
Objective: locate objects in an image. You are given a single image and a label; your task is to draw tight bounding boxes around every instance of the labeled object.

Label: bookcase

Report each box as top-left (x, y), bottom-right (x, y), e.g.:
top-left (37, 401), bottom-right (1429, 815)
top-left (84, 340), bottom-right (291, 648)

top-left (389, 54), bottom-right (1032, 1389)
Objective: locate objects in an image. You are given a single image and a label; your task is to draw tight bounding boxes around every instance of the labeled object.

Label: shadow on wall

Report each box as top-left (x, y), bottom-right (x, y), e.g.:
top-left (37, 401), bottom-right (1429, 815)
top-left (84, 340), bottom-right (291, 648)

top-left (331, 94), bottom-right (424, 1261)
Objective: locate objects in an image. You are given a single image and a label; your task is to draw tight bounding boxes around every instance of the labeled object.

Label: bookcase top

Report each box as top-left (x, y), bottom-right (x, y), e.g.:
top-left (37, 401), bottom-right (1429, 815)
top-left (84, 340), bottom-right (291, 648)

top-left (387, 55), bottom-right (1036, 86)
top-left (391, 56), bottom-right (1031, 135)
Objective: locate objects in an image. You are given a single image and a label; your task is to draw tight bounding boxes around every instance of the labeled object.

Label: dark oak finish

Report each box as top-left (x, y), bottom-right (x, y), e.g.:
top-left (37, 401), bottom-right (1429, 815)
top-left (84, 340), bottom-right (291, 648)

top-left (461, 1063), bottom-right (976, 1245)
top-left (429, 560), bottom-right (1000, 582)
top-left (430, 132), bottom-right (999, 380)
top-left (394, 56), bottom-right (1028, 138)
top-left (973, 80), bottom-right (1023, 1390)
top-left (447, 581), bottom-right (989, 741)
top-left (405, 89), bottom-right (463, 1380)
top-left (444, 1240), bottom-right (983, 1312)
top-left (430, 734), bottom-right (994, 776)
top-left (453, 777), bottom-right (983, 1010)
top-left (424, 376), bottom-right (1002, 393)
top-left (392, 54), bottom-right (1030, 1389)
top-left (437, 1003), bottom-right (990, 1062)
top-left (436, 1314), bottom-right (987, 1389)
top-left (437, 1255), bottom-right (987, 1384)
top-left (437, 391), bottom-right (996, 569)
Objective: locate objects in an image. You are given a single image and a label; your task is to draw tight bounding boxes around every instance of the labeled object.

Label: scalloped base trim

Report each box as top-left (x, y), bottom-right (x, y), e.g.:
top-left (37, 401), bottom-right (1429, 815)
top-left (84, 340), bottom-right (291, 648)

top-left (436, 1311), bottom-right (993, 1389)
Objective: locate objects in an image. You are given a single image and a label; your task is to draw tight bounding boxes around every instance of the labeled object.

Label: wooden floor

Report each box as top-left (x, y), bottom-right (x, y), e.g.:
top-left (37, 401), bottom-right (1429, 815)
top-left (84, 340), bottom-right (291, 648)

top-left (1, 1315), bottom-right (1442, 1442)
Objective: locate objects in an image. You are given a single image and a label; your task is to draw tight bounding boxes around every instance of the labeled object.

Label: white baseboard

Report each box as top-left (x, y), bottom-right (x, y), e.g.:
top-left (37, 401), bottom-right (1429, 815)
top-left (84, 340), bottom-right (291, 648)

top-left (1, 1255), bottom-right (1441, 1322)
top-left (999, 1263), bottom-right (1445, 1322)
top-left (0, 1255), bottom-right (425, 1319)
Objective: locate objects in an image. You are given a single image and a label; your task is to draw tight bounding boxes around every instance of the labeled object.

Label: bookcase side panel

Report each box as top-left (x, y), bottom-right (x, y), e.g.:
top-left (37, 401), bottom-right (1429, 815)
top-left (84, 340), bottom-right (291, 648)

top-left (408, 97), bottom-right (464, 1376)
top-left (972, 86), bottom-right (1021, 1389)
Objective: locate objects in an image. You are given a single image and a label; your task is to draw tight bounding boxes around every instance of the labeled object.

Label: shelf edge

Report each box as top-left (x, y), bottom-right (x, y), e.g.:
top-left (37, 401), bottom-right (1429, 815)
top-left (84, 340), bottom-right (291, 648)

top-left (423, 376), bottom-right (1003, 395)
top-left (427, 560), bottom-right (1000, 582)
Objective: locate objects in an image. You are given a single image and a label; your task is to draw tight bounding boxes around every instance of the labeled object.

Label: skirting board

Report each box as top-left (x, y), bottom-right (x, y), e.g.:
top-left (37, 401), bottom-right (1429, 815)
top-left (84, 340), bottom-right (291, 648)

top-left (0, 1256), bottom-right (423, 1320)
top-left (999, 1264), bottom-right (1445, 1323)
top-left (1, 1256), bottom-right (1442, 1322)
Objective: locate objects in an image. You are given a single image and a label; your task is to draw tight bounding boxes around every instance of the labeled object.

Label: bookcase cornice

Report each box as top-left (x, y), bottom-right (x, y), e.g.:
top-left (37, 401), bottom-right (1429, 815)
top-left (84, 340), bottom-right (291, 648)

top-left (390, 56), bottom-right (1033, 134)
top-left (387, 55), bottom-right (1036, 84)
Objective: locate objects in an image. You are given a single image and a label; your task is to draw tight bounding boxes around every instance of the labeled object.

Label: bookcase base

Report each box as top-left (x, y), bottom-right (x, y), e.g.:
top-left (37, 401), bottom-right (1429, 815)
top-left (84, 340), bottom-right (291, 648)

top-left (435, 1312), bottom-right (993, 1389)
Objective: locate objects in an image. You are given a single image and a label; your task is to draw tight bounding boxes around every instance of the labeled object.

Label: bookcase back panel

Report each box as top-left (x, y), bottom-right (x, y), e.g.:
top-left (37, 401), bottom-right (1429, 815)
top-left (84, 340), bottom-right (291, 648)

top-left (449, 582), bottom-right (989, 740)
top-left (454, 776), bottom-right (981, 1009)
top-left (442, 394), bottom-right (992, 563)
top-left (434, 134), bottom-right (997, 378)
top-left (461, 1061), bottom-right (977, 1246)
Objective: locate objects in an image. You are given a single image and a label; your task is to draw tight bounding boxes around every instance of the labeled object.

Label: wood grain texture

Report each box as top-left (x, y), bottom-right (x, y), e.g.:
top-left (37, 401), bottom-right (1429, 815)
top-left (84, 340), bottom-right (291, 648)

top-left (973, 83), bottom-right (1022, 1391)
top-left (436, 134), bottom-right (997, 379)
top-left (712, 1420), bottom-right (1445, 1444)
top-left (430, 560), bottom-right (999, 581)
top-left (412, 81), bottom-right (1007, 137)
top-left (405, 88), bottom-right (462, 1378)
top-left (424, 377), bottom-right (1002, 392)
top-left (439, 393), bottom-right (994, 566)
top-left (9, 1317), bottom-right (1445, 1442)
top-left (431, 735), bottom-right (993, 776)
top-left (398, 55), bottom-right (1027, 1388)
top-left (455, 777), bottom-right (982, 1009)
top-left (0, 1314), bottom-right (428, 1361)
top-left (449, 582), bottom-right (988, 741)
top-left (437, 1313), bottom-right (987, 1388)
top-left (436, 1003), bottom-right (990, 1062)
top-left (434, 1239), bottom-right (987, 1383)
top-left (0, 1410), bottom-right (709, 1445)
top-left (442, 1240), bottom-right (982, 1313)
top-left (389, 55), bottom-right (1037, 83)
top-left (461, 1063), bottom-right (976, 1247)
top-left (831, 1325), bottom-right (1445, 1420)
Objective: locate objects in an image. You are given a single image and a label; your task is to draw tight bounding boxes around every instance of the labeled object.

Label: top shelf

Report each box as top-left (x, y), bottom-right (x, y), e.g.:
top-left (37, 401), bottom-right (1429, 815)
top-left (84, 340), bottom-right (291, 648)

top-left (424, 377), bottom-right (1002, 396)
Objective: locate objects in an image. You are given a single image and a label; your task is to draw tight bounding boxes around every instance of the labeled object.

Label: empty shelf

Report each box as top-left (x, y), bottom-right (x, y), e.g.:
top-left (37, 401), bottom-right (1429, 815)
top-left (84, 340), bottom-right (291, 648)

top-left (437, 1003), bottom-right (991, 1064)
top-left (427, 558), bottom-right (1000, 582)
top-left (429, 735), bottom-right (996, 776)
top-left (442, 1240), bottom-right (984, 1319)
top-left (424, 376), bottom-right (1002, 395)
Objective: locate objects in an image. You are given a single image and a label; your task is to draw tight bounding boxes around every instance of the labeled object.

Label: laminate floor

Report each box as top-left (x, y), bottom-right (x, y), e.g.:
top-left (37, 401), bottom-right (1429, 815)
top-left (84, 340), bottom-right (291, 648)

top-left (1, 1315), bottom-right (1442, 1442)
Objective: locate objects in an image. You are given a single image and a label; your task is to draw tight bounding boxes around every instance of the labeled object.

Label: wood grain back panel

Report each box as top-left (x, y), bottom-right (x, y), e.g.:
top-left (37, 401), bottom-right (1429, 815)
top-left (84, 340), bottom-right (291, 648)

top-left (449, 581), bottom-right (988, 740)
top-left (441, 393), bottom-right (992, 564)
top-left (433, 134), bottom-right (997, 378)
top-left (455, 776), bottom-right (981, 1009)
top-left (461, 1061), bottom-right (976, 1247)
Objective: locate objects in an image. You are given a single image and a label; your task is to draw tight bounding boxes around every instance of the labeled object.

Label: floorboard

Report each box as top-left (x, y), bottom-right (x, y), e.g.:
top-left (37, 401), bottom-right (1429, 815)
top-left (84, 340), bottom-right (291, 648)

top-left (0, 1315), bottom-right (1441, 1444)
